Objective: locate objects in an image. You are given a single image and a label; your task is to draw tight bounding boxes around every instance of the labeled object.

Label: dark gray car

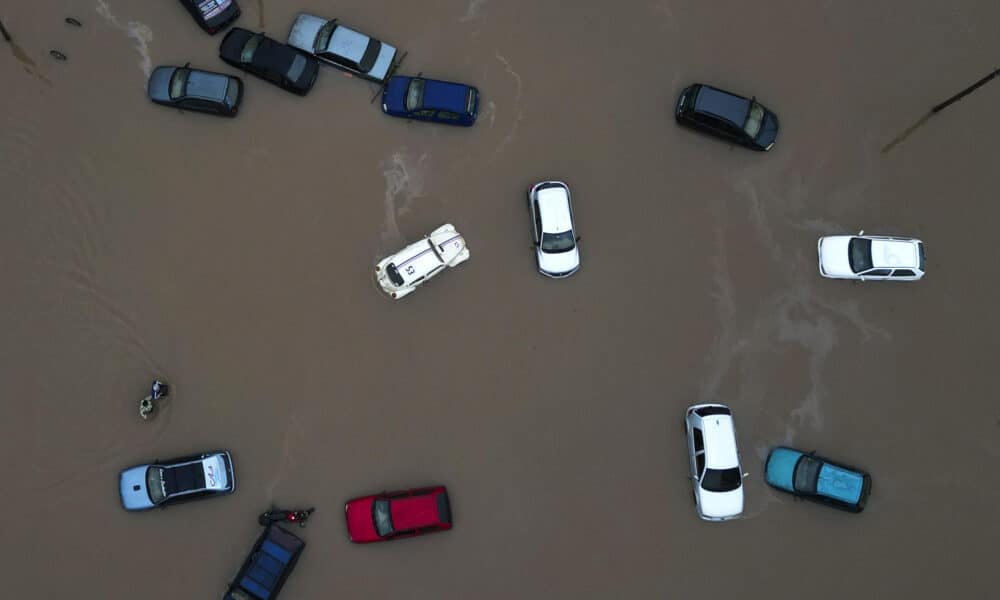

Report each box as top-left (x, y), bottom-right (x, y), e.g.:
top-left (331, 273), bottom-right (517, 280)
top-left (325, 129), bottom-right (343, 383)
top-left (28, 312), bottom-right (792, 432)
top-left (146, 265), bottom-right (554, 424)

top-left (147, 65), bottom-right (243, 117)
top-left (675, 83), bottom-right (779, 151)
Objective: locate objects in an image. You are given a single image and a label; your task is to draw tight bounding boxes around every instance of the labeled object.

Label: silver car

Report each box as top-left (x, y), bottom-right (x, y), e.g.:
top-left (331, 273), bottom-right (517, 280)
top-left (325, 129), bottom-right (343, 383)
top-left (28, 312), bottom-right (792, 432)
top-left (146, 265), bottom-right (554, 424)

top-left (287, 13), bottom-right (397, 83)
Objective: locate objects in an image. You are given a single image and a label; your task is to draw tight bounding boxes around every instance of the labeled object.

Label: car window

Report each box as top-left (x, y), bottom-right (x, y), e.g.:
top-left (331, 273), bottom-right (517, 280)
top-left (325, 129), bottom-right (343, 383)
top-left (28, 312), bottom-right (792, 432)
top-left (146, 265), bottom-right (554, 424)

top-left (743, 102), bottom-right (764, 138)
top-left (241, 34), bottom-right (262, 63)
top-left (286, 54), bottom-right (307, 82)
top-left (405, 79), bottom-right (425, 112)
top-left (702, 467), bottom-right (742, 492)
top-left (169, 69), bottom-right (188, 100)
top-left (412, 109), bottom-right (435, 118)
top-left (793, 456), bottom-right (822, 494)
top-left (146, 467), bottom-right (166, 504)
top-left (374, 499), bottom-right (393, 536)
top-left (465, 89), bottom-right (477, 114)
top-left (315, 20), bottom-right (337, 53)
top-left (848, 237), bottom-right (874, 273)
top-left (533, 204), bottom-right (543, 238)
top-left (692, 427), bottom-right (705, 453)
top-left (695, 452), bottom-right (706, 476)
top-left (359, 39), bottom-right (382, 73)
top-left (437, 111), bottom-right (462, 121)
top-left (865, 269), bottom-right (891, 277)
top-left (892, 269), bottom-right (915, 277)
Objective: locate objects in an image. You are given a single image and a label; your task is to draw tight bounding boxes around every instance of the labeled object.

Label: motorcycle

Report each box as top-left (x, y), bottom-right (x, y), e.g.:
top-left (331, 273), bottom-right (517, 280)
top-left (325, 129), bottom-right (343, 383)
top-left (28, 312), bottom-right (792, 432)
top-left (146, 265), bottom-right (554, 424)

top-left (258, 507), bottom-right (315, 528)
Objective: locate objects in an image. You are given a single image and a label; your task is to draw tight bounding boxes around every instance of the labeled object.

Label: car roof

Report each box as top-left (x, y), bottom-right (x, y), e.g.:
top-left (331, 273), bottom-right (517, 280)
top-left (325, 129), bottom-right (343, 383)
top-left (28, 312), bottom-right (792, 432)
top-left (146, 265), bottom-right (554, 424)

top-left (537, 187), bottom-right (573, 233)
top-left (419, 78), bottom-right (472, 113)
top-left (694, 85), bottom-right (750, 124)
top-left (870, 239), bottom-right (919, 269)
top-left (329, 25), bottom-right (370, 62)
top-left (390, 239), bottom-right (443, 284)
top-left (701, 414), bottom-right (739, 469)
top-left (390, 492), bottom-right (441, 530)
top-left (185, 70), bottom-right (229, 101)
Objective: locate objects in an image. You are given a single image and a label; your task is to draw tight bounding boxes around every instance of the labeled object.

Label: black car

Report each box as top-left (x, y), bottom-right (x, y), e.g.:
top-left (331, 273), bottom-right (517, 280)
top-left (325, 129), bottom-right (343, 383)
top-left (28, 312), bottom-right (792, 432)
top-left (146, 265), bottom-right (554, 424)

top-left (225, 524), bottom-right (306, 600)
top-left (147, 65), bottom-right (243, 117)
top-left (219, 28), bottom-right (319, 96)
top-left (178, 0), bottom-right (241, 35)
top-left (675, 83), bottom-right (779, 151)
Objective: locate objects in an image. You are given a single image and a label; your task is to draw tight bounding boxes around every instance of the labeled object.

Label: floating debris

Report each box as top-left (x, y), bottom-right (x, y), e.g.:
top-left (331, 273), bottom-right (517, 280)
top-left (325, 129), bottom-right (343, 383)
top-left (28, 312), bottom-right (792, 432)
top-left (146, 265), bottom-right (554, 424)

top-left (50, 49), bottom-right (67, 61)
top-left (0, 18), bottom-right (11, 42)
top-left (65, 17), bottom-right (82, 27)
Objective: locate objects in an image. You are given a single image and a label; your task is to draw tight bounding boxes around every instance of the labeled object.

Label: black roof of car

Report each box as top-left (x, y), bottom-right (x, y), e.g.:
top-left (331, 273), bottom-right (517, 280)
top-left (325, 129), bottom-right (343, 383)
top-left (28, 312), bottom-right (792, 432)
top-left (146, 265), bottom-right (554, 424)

top-left (694, 85), bottom-right (750, 124)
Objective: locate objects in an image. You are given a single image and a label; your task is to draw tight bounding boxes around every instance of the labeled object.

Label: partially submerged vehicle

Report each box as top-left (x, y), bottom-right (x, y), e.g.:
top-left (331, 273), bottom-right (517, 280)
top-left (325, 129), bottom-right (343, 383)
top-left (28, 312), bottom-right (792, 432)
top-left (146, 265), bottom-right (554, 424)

top-left (119, 450), bottom-right (235, 511)
top-left (287, 13), bottom-right (398, 83)
top-left (374, 224), bottom-right (470, 299)
top-left (224, 524), bottom-right (306, 600)
top-left (765, 446), bottom-right (872, 512)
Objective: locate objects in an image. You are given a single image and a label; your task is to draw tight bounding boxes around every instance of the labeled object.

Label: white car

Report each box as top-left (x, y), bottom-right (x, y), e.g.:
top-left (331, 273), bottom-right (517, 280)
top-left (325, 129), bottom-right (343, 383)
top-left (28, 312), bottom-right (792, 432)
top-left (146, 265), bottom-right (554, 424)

top-left (375, 224), bottom-right (470, 299)
top-left (684, 404), bottom-right (745, 521)
top-left (119, 450), bottom-right (235, 511)
top-left (528, 181), bottom-right (580, 278)
top-left (818, 230), bottom-right (925, 281)
top-left (287, 13), bottom-right (398, 83)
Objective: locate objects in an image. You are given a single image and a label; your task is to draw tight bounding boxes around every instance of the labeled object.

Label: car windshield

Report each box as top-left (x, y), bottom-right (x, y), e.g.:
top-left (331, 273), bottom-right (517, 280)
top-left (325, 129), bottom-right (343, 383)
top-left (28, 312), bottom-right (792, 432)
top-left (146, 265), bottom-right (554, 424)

top-left (146, 466), bottom-right (167, 504)
top-left (793, 455), bottom-right (822, 494)
top-left (359, 39), bottom-right (382, 73)
top-left (241, 34), bottom-right (262, 63)
top-left (373, 499), bottom-right (394, 537)
top-left (848, 237), bottom-right (873, 273)
top-left (315, 20), bottom-right (337, 53)
top-left (406, 79), bottom-right (425, 112)
top-left (385, 263), bottom-right (404, 286)
top-left (743, 102), bottom-right (764, 138)
top-left (701, 467), bottom-right (742, 492)
top-left (169, 69), bottom-right (188, 100)
top-left (541, 230), bottom-right (576, 253)
top-left (287, 54), bottom-right (307, 82)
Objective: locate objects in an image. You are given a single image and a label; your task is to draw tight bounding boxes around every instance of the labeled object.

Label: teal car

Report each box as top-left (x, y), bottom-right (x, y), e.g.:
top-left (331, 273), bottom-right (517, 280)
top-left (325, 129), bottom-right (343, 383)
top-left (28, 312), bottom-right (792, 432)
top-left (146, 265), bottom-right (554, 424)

top-left (765, 447), bottom-right (871, 513)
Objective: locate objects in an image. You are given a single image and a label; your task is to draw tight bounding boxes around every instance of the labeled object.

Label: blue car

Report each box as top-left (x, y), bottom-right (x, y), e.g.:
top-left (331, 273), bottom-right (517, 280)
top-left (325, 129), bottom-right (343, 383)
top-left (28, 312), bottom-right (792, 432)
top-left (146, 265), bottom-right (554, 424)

top-left (382, 75), bottom-right (479, 126)
top-left (765, 447), bottom-right (871, 513)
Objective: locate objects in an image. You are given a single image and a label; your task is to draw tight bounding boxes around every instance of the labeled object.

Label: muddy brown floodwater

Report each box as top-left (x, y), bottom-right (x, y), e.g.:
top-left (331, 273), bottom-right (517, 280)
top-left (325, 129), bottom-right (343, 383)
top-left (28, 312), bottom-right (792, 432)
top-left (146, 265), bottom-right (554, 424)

top-left (2, 1), bottom-right (1000, 598)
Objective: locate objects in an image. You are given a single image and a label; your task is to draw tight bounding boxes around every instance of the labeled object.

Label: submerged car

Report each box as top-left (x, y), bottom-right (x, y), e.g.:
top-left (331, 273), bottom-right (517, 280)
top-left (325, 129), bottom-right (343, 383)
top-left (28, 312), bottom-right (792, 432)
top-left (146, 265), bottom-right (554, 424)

top-left (345, 486), bottom-right (452, 543)
top-left (685, 404), bottom-right (745, 521)
top-left (675, 83), bottom-right (779, 151)
top-left (147, 65), bottom-right (243, 117)
top-left (119, 450), bottom-right (235, 511)
top-left (220, 28), bottom-right (319, 95)
top-left (528, 181), bottom-right (580, 278)
top-left (224, 523), bottom-right (305, 600)
top-left (287, 13), bottom-right (397, 83)
top-left (818, 231), bottom-right (925, 280)
top-left (382, 76), bottom-right (479, 126)
top-left (178, 0), bottom-right (241, 35)
top-left (765, 447), bottom-right (872, 512)
top-left (374, 223), bottom-right (470, 299)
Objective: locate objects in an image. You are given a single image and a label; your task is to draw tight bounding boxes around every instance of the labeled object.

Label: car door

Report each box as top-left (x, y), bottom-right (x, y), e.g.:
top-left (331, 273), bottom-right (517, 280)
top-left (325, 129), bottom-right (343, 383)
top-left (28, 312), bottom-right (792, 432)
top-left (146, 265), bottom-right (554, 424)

top-left (861, 268), bottom-right (891, 280)
top-left (687, 422), bottom-right (706, 489)
top-left (411, 109), bottom-right (436, 122)
top-left (890, 268), bottom-right (917, 280)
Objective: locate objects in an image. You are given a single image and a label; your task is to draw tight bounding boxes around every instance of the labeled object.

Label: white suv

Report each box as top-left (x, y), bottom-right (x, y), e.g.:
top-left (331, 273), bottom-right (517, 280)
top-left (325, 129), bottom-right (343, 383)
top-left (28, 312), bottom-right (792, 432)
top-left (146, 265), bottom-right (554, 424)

top-left (818, 230), bottom-right (925, 281)
top-left (684, 404), bottom-right (745, 521)
top-left (375, 224), bottom-right (470, 299)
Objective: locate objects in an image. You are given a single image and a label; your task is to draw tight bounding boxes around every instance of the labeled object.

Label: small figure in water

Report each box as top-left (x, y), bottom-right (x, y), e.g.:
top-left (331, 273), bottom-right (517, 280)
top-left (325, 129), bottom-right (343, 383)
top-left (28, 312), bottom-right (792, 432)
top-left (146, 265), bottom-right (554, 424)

top-left (259, 507), bottom-right (315, 528)
top-left (139, 379), bottom-right (170, 420)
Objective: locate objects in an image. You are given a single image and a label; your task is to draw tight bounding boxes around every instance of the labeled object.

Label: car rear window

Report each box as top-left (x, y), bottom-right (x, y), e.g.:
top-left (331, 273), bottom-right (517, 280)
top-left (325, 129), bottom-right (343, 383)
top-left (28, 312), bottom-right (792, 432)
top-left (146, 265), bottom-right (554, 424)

top-left (287, 54), bottom-right (307, 82)
top-left (315, 20), bottom-right (337, 53)
top-left (359, 39), bottom-right (382, 73)
top-left (374, 499), bottom-right (393, 537)
top-left (695, 406), bottom-right (731, 418)
top-left (406, 79), bottom-right (425, 112)
top-left (385, 264), bottom-right (404, 286)
top-left (169, 69), bottom-right (188, 100)
top-left (701, 467), bottom-right (741, 492)
top-left (849, 237), bottom-right (873, 273)
top-left (793, 455), bottom-right (822, 494)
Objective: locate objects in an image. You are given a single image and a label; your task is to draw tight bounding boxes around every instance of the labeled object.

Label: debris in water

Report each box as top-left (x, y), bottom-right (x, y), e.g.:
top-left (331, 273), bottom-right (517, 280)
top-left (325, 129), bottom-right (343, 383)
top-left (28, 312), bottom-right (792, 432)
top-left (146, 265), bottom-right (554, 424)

top-left (50, 50), bottom-right (67, 61)
top-left (0, 18), bottom-right (11, 42)
top-left (65, 17), bottom-right (82, 27)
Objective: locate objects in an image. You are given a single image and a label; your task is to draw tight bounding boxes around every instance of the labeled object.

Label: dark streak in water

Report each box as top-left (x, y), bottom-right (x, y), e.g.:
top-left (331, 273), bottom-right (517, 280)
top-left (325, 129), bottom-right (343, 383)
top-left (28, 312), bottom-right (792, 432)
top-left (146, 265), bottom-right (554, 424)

top-left (881, 111), bottom-right (932, 154)
top-left (1, 19), bottom-right (52, 85)
top-left (258, 0), bottom-right (265, 28)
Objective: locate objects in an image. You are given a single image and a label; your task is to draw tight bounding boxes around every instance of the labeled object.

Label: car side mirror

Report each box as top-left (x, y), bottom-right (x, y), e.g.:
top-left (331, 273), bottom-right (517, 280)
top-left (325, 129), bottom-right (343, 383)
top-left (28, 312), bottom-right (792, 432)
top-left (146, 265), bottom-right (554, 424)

top-left (575, 236), bottom-right (581, 242)
top-left (743, 472), bottom-right (750, 479)
top-left (858, 229), bottom-right (865, 235)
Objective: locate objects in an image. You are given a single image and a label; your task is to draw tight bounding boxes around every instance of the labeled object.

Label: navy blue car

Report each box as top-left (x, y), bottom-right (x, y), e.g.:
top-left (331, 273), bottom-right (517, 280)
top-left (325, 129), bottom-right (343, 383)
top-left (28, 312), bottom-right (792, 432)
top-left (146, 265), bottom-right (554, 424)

top-left (765, 447), bottom-right (872, 513)
top-left (382, 75), bottom-right (479, 126)
top-left (675, 83), bottom-right (779, 151)
top-left (225, 524), bottom-right (305, 600)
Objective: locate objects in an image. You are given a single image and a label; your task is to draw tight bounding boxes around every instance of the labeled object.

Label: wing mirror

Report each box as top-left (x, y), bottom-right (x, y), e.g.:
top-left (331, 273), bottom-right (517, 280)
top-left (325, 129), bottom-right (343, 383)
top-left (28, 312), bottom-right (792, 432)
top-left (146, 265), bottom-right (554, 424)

top-left (575, 236), bottom-right (581, 242)
top-left (858, 229), bottom-right (865, 235)
top-left (743, 472), bottom-right (750, 479)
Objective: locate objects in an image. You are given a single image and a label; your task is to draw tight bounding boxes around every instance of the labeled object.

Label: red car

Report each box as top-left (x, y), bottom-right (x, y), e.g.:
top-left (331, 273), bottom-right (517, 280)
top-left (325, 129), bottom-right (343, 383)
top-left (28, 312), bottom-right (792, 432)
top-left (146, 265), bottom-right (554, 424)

top-left (345, 486), bottom-right (452, 543)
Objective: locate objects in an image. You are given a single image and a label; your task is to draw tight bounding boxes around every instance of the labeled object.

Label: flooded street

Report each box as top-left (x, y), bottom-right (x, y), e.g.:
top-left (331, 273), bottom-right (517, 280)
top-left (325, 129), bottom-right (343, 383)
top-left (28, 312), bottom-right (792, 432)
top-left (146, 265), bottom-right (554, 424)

top-left (2, 1), bottom-right (999, 597)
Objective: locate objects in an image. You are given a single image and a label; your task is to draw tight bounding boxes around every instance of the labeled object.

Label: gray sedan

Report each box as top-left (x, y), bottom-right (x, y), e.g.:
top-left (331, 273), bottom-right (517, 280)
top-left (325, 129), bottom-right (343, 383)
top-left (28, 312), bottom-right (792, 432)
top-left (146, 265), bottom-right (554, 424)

top-left (147, 65), bottom-right (243, 117)
top-left (287, 13), bottom-right (397, 83)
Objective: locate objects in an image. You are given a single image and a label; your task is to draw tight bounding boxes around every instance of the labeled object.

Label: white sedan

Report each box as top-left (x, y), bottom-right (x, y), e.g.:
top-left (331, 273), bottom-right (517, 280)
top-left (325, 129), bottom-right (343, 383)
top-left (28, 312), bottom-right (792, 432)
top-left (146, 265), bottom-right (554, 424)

top-left (818, 230), bottom-right (925, 281)
top-left (528, 181), bottom-right (580, 278)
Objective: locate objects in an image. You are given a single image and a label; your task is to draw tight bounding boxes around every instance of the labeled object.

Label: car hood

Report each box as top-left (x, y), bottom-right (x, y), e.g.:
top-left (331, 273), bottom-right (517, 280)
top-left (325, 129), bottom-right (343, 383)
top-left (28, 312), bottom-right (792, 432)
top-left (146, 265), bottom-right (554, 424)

top-left (818, 236), bottom-right (854, 277)
top-left (288, 13), bottom-right (325, 53)
top-left (119, 465), bottom-right (155, 510)
top-left (697, 486), bottom-right (744, 520)
top-left (345, 497), bottom-right (380, 542)
top-left (765, 447), bottom-right (802, 493)
top-left (367, 42), bottom-right (397, 82)
top-left (537, 246), bottom-right (580, 277)
top-left (382, 75), bottom-right (410, 112)
top-left (147, 66), bottom-right (175, 102)
top-left (756, 111), bottom-right (779, 149)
